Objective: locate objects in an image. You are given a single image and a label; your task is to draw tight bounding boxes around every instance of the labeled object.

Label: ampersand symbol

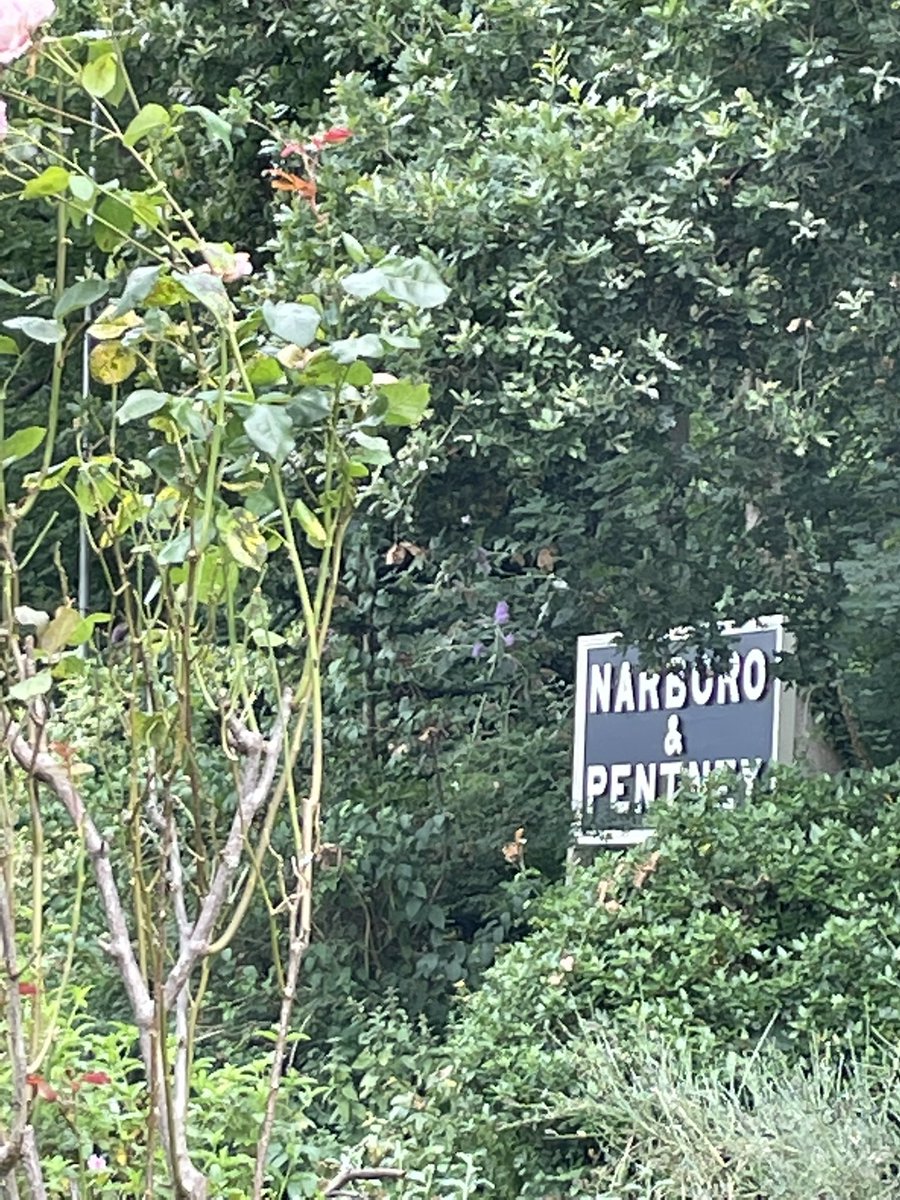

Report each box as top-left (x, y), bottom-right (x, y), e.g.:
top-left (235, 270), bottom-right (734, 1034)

top-left (663, 714), bottom-right (684, 757)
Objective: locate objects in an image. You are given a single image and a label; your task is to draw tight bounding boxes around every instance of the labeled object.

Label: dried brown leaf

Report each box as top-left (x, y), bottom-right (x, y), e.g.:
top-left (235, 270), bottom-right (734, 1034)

top-left (633, 850), bottom-right (662, 889)
top-left (536, 545), bottom-right (558, 572)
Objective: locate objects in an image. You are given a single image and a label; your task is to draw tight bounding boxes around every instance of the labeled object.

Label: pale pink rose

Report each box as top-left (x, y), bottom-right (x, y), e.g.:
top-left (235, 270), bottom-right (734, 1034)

top-left (0, 100), bottom-right (8, 142)
top-left (198, 243), bottom-right (253, 284)
top-left (223, 251), bottom-right (252, 282)
top-left (0, 0), bottom-right (55, 66)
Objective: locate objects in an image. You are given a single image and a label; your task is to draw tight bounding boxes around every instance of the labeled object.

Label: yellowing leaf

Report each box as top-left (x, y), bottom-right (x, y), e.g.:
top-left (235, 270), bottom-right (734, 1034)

top-left (39, 606), bottom-right (82, 656)
top-left (291, 498), bottom-right (327, 549)
top-left (90, 342), bottom-right (138, 385)
top-left (218, 510), bottom-right (267, 570)
top-left (88, 307), bottom-right (142, 341)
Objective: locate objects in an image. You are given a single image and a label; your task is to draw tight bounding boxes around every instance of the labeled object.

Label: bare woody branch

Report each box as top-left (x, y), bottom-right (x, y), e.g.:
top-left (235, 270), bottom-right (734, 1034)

top-left (163, 689), bottom-right (292, 1008)
top-left (3, 720), bottom-right (154, 1030)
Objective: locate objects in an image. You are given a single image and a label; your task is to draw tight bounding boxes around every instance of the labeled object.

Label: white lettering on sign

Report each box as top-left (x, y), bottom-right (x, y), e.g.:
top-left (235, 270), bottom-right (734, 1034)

top-left (638, 670), bottom-right (661, 711)
top-left (589, 663), bottom-right (612, 715)
top-left (588, 650), bottom-right (769, 715)
top-left (614, 660), bottom-right (636, 713)
top-left (587, 757), bottom-right (764, 812)
top-left (743, 647), bottom-right (767, 701)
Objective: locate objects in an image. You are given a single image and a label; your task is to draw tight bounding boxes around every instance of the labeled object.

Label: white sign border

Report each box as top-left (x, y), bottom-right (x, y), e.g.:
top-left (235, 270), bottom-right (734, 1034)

top-left (571, 615), bottom-right (796, 848)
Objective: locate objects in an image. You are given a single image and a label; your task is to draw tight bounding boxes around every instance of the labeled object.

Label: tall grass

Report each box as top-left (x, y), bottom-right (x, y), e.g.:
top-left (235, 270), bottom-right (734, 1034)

top-left (521, 1026), bottom-right (900, 1198)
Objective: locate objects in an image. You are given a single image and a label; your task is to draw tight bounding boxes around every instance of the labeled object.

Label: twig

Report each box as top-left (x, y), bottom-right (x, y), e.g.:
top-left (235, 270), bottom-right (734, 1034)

top-left (0, 826), bottom-right (46, 1196)
top-left (324, 1168), bottom-right (405, 1196)
top-left (252, 866), bottom-right (309, 1199)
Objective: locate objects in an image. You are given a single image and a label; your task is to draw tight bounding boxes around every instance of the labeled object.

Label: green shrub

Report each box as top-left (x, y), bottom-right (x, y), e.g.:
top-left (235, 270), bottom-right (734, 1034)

top-left (0, 1010), bottom-right (332, 1199)
top-left (411, 766), bottom-right (900, 1193)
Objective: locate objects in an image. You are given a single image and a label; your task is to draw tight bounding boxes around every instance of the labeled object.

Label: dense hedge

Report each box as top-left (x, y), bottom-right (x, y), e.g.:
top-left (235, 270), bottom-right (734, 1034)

top-left (407, 767), bottom-right (900, 1193)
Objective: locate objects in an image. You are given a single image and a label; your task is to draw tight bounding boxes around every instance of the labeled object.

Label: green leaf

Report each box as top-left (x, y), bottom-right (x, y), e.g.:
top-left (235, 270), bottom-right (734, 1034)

top-left (3, 317), bottom-right (65, 345)
top-left (175, 272), bottom-right (231, 325)
top-left (81, 53), bottom-right (118, 99)
top-left (341, 256), bottom-right (449, 308)
top-left (244, 404), bottom-right (294, 462)
top-left (23, 456), bottom-right (81, 492)
top-left (250, 628), bottom-right (286, 648)
top-left (123, 104), bottom-right (172, 148)
top-left (339, 266), bottom-right (386, 302)
top-left (0, 426), bottom-right (45, 465)
top-left (341, 232), bottom-right (368, 264)
top-left (330, 333), bottom-right (383, 363)
top-left (381, 333), bottom-right (420, 349)
top-left (346, 360), bottom-right (373, 387)
top-left (53, 279), bottom-right (109, 320)
top-left (300, 353), bottom-right (344, 386)
top-left (66, 612), bottom-right (111, 647)
top-left (39, 607), bottom-right (82, 656)
top-left (247, 355), bottom-right (285, 388)
top-left (292, 498), bottom-right (328, 549)
top-left (0, 336), bottom-right (19, 357)
top-left (158, 527), bottom-right (194, 566)
top-left (53, 655), bottom-right (88, 680)
top-left (0, 280), bottom-right (32, 298)
top-left (117, 389), bottom-right (169, 423)
top-left (184, 105), bottom-right (234, 161)
top-left (68, 174), bottom-right (95, 204)
top-left (166, 397), bottom-right (211, 440)
top-left (110, 265), bottom-right (163, 317)
top-left (287, 389), bottom-right (331, 427)
top-left (382, 256), bottom-right (450, 308)
top-left (23, 167), bottom-right (71, 199)
top-left (351, 431), bottom-right (393, 466)
top-left (262, 300), bottom-right (321, 347)
top-left (8, 671), bottom-right (52, 701)
top-left (380, 380), bottom-right (431, 427)
top-left (94, 195), bottom-right (135, 253)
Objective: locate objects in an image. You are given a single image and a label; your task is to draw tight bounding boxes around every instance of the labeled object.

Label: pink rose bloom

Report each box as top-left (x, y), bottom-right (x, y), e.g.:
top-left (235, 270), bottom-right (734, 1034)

top-left (0, 0), bottom-right (56, 66)
top-left (0, 100), bottom-right (8, 142)
top-left (223, 251), bottom-right (252, 282)
top-left (197, 243), bottom-right (253, 284)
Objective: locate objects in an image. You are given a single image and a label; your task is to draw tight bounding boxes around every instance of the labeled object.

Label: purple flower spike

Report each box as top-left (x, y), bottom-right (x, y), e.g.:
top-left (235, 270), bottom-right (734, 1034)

top-left (503, 632), bottom-right (515, 648)
top-left (493, 600), bottom-right (510, 625)
top-left (471, 641), bottom-right (486, 659)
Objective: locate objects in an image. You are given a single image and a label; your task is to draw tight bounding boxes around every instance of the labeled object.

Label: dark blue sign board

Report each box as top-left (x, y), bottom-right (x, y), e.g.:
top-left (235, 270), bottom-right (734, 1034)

top-left (572, 617), bottom-right (795, 846)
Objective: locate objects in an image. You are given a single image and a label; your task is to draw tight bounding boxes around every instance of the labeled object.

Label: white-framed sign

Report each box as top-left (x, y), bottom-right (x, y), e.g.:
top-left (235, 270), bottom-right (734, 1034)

top-left (572, 615), bottom-right (795, 847)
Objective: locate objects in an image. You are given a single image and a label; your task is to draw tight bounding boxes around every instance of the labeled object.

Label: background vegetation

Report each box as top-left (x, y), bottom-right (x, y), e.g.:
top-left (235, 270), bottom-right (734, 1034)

top-left (4, 0), bottom-right (900, 1196)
